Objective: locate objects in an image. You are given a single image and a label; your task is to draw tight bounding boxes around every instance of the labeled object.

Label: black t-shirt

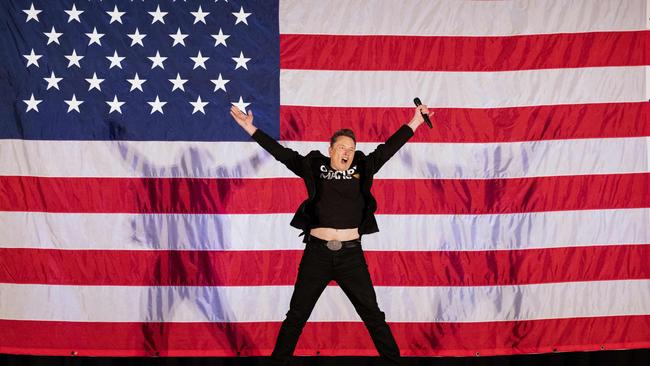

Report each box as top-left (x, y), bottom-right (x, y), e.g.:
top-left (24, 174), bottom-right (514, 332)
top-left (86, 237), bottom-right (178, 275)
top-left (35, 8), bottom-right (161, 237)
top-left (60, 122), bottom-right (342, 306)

top-left (313, 163), bottom-right (365, 229)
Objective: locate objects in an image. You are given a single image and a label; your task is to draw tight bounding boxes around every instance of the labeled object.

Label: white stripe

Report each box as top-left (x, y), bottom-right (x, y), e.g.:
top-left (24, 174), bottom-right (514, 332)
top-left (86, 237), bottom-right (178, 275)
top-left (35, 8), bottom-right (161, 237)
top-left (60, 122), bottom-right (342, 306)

top-left (0, 280), bottom-right (647, 322)
top-left (646, 65), bottom-right (650, 100)
top-left (379, 136), bottom-right (649, 179)
top-left (1, 209), bottom-right (647, 251)
top-left (280, 67), bottom-right (645, 108)
top-left (1, 137), bottom-right (647, 179)
top-left (280, 0), bottom-right (646, 36)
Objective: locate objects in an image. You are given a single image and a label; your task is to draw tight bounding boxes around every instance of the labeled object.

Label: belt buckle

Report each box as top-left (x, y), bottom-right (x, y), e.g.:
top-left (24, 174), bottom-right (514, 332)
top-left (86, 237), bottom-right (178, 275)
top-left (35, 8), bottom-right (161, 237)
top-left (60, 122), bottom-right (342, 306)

top-left (326, 240), bottom-right (343, 251)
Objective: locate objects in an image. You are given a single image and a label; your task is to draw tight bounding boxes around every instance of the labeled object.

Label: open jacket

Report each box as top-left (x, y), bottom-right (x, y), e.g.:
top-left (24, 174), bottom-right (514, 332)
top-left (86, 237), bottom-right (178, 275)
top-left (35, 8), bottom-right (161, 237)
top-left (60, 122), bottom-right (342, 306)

top-left (251, 124), bottom-right (414, 237)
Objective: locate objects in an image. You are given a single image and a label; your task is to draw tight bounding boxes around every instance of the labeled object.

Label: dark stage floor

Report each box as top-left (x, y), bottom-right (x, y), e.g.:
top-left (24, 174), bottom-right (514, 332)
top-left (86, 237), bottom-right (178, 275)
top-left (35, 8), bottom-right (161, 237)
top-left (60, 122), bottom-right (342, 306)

top-left (2, 349), bottom-right (650, 366)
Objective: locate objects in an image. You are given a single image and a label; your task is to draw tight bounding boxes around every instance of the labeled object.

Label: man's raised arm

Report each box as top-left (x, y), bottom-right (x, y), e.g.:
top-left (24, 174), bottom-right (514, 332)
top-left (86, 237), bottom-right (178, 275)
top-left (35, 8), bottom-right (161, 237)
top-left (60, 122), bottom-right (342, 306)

top-left (366, 103), bottom-right (433, 174)
top-left (229, 106), bottom-right (304, 176)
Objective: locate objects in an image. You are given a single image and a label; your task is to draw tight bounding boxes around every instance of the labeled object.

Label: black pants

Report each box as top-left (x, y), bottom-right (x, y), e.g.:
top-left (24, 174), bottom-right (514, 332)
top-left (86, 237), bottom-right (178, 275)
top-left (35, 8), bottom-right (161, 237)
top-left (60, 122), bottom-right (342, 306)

top-left (270, 239), bottom-right (401, 365)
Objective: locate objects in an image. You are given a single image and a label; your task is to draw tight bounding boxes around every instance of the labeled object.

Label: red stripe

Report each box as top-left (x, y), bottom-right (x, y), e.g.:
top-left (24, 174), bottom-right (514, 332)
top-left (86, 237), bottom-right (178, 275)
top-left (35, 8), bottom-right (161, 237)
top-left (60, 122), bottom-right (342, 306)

top-left (0, 316), bottom-right (648, 356)
top-left (280, 31), bottom-right (648, 71)
top-left (1, 245), bottom-right (648, 286)
top-left (279, 102), bottom-right (650, 142)
top-left (1, 173), bottom-right (647, 214)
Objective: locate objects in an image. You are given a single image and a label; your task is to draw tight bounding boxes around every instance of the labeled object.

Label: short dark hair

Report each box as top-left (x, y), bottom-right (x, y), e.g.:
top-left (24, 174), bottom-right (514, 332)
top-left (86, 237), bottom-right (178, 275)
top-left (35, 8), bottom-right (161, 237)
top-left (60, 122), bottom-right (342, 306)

top-left (330, 129), bottom-right (356, 146)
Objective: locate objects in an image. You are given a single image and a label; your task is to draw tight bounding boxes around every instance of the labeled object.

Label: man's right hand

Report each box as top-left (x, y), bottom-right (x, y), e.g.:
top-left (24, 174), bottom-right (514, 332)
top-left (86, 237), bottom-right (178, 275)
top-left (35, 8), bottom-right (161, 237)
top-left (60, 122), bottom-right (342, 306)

top-left (229, 106), bottom-right (257, 136)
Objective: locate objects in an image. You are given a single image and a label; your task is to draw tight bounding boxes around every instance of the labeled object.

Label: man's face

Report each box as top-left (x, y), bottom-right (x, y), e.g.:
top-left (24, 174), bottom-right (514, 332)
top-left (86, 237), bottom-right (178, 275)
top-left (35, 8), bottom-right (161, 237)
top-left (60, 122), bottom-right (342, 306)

top-left (328, 136), bottom-right (355, 171)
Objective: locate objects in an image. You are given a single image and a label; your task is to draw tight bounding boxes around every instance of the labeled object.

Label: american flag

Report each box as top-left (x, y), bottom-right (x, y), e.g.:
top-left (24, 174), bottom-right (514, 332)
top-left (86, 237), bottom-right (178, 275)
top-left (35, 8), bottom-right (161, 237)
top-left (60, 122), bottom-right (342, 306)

top-left (0, 0), bottom-right (649, 357)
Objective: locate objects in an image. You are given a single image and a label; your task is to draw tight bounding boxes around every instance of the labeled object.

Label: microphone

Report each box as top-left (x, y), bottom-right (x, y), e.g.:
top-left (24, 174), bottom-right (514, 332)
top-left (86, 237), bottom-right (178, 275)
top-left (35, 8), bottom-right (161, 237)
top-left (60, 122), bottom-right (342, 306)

top-left (413, 97), bottom-right (432, 128)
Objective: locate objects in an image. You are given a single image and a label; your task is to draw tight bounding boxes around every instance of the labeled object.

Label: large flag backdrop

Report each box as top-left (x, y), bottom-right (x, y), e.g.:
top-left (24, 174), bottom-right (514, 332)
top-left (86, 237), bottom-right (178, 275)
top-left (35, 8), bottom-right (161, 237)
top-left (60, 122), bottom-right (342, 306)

top-left (0, 0), bottom-right (649, 358)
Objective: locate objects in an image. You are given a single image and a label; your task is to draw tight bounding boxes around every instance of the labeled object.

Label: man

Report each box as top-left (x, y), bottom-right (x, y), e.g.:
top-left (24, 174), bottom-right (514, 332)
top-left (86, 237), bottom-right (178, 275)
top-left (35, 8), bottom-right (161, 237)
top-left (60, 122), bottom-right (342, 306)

top-left (229, 104), bottom-right (431, 365)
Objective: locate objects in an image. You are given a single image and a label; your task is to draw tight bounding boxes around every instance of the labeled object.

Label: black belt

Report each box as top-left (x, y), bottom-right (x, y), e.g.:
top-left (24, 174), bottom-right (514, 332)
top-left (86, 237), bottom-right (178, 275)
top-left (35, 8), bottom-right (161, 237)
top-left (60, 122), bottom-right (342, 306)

top-left (308, 236), bottom-right (361, 251)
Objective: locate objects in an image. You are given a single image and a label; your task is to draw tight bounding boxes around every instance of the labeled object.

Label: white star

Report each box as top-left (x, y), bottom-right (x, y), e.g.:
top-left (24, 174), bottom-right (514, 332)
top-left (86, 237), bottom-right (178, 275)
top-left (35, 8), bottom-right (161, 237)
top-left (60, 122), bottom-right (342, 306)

top-left (23, 49), bottom-right (42, 68)
top-left (191, 5), bottom-right (210, 24)
top-left (232, 51), bottom-right (251, 70)
top-left (64, 94), bottom-right (84, 113)
top-left (23, 3), bottom-right (41, 23)
top-left (65, 3), bottom-right (84, 23)
top-left (43, 26), bottom-right (63, 45)
top-left (106, 5), bottom-right (125, 24)
top-left (44, 71), bottom-right (63, 90)
top-left (148, 51), bottom-right (167, 69)
top-left (232, 6), bottom-right (251, 25)
top-left (106, 95), bottom-right (125, 114)
top-left (169, 73), bottom-right (188, 92)
top-left (169, 28), bottom-right (188, 47)
top-left (85, 72), bottom-right (104, 91)
top-left (210, 73), bottom-right (229, 92)
top-left (231, 96), bottom-right (250, 113)
top-left (211, 28), bottom-right (230, 47)
top-left (86, 27), bottom-right (105, 46)
top-left (147, 95), bottom-right (167, 114)
top-left (190, 96), bottom-right (209, 115)
top-left (127, 28), bottom-right (146, 47)
top-left (23, 93), bottom-right (42, 112)
top-left (190, 51), bottom-right (209, 70)
top-left (148, 5), bottom-right (167, 24)
top-left (127, 73), bottom-right (146, 92)
top-left (64, 49), bottom-right (83, 68)
top-left (106, 50), bottom-right (125, 69)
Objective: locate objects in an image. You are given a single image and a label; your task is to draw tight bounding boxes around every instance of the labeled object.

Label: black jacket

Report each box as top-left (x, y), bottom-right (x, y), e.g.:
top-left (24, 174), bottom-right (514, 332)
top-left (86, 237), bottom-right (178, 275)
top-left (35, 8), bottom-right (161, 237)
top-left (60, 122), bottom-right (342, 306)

top-left (251, 124), bottom-right (414, 237)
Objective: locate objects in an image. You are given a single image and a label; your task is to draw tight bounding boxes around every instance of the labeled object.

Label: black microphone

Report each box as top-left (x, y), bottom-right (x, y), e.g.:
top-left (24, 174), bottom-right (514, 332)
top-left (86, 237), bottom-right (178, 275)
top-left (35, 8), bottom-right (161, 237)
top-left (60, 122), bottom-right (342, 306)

top-left (413, 97), bottom-right (432, 128)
